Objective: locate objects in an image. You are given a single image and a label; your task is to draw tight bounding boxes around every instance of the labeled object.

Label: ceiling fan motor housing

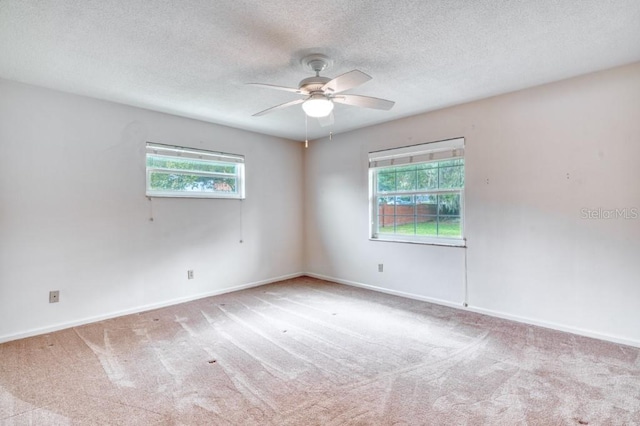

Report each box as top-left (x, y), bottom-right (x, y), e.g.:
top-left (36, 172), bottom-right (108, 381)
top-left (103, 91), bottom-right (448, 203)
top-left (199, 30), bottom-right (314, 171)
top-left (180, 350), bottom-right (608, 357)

top-left (299, 76), bottom-right (331, 94)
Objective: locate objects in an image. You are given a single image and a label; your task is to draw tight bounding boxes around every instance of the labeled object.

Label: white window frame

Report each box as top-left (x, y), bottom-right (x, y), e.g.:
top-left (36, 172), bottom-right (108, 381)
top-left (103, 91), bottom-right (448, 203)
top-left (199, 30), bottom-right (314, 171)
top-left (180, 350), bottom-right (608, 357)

top-left (146, 142), bottom-right (245, 199)
top-left (369, 138), bottom-right (465, 246)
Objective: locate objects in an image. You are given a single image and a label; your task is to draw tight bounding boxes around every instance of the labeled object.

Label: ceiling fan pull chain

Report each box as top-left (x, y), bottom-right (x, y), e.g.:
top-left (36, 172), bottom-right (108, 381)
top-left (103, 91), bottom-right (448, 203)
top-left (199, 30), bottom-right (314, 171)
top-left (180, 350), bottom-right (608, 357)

top-left (305, 114), bottom-right (309, 148)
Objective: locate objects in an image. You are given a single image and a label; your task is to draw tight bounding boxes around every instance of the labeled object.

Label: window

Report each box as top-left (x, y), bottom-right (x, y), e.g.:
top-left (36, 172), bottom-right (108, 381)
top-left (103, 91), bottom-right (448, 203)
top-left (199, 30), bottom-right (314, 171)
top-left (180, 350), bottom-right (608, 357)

top-left (146, 142), bottom-right (245, 199)
top-left (369, 138), bottom-right (465, 246)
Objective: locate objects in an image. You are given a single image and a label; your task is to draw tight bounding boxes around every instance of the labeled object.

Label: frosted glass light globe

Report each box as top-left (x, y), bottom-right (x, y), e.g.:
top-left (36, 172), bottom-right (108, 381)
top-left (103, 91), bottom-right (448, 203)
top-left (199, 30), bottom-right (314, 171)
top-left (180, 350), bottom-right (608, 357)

top-left (302, 95), bottom-right (334, 118)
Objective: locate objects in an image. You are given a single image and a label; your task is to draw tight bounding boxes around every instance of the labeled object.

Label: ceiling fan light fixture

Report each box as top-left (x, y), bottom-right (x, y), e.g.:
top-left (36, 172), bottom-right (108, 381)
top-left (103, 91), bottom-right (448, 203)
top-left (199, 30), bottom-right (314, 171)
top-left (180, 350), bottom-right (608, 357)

top-left (302, 95), bottom-right (334, 118)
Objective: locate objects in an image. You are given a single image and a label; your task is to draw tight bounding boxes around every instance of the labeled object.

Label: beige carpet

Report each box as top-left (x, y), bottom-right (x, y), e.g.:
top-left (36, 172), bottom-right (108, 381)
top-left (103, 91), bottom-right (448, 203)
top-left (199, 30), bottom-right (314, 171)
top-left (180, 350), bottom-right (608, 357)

top-left (1, 276), bottom-right (638, 425)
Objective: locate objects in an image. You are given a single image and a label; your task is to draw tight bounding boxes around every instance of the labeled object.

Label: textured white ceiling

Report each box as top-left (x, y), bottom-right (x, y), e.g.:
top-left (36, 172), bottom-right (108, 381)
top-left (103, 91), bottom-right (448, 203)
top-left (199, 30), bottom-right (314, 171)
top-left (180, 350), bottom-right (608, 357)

top-left (1, 1), bottom-right (639, 141)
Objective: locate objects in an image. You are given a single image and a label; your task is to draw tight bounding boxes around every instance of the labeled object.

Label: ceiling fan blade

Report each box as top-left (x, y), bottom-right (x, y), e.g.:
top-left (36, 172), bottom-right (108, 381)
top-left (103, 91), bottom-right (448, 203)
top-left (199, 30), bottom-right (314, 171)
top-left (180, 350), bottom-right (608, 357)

top-left (317, 112), bottom-right (334, 127)
top-left (333, 94), bottom-right (395, 110)
top-left (322, 70), bottom-right (372, 94)
top-left (246, 83), bottom-right (306, 94)
top-left (252, 99), bottom-right (304, 116)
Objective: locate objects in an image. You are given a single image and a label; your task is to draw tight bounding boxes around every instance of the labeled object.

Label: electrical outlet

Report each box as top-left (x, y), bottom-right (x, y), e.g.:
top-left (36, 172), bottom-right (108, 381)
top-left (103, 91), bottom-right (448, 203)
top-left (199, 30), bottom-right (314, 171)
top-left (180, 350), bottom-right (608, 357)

top-left (49, 291), bottom-right (59, 303)
top-left (187, 270), bottom-right (194, 280)
top-left (378, 263), bottom-right (384, 272)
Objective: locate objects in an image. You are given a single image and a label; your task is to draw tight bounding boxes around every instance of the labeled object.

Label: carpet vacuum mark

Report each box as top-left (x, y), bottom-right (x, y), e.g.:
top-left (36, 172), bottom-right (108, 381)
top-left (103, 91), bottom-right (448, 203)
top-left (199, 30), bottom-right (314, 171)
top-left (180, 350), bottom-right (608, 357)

top-left (1, 276), bottom-right (638, 425)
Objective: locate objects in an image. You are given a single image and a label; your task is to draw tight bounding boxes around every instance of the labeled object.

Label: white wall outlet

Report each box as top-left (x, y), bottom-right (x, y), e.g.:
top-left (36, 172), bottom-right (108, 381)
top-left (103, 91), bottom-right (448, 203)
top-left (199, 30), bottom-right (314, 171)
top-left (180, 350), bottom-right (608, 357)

top-left (187, 270), bottom-right (194, 280)
top-left (49, 290), bottom-right (59, 303)
top-left (378, 263), bottom-right (384, 272)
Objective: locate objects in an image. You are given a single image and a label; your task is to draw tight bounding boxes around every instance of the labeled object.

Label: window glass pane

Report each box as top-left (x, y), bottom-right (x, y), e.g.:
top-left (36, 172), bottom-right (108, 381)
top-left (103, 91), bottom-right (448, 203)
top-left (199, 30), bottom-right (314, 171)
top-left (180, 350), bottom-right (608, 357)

top-left (437, 193), bottom-right (462, 237)
top-left (147, 155), bottom-right (236, 174)
top-left (377, 197), bottom-right (395, 234)
top-left (212, 177), bottom-right (237, 192)
top-left (379, 216), bottom-right (413, 234)
top-left (416, 194), bottom-right (437, 207)
top-left (438, 193), bottom-right (461, 216)
top-left (396, 170), bottom-right (416, 191)
top-left (417, 168), bottom-right (438, 190)
top-left (397, 164), bottom-right (416, 171)
top-left (437, 216), bottom-right (461, 237)
top-left (393, 195), bottom-right (414, 205)
top-left (438, 159), bottom-right (464, 167)
top-left (392, 216), bottom-right (417, 234)
top-left (412, 215), bottom-right (461, 237)
top-left (413, 216), bottom-right (435, 236)
top-left (377, 171), bottom-right (396, 192)
top-left (438, 164), bottom-right (464, 189)
top-left (378, 198), bottom-right (417, 234)
top-left (417, 162), bottom-right (438, 169)
top-left (378, 196), bottom-right (395, 205)
top-left (375, 192), bottom-right (462, 238)
top-left (149, 171), bottom-right (236, 193)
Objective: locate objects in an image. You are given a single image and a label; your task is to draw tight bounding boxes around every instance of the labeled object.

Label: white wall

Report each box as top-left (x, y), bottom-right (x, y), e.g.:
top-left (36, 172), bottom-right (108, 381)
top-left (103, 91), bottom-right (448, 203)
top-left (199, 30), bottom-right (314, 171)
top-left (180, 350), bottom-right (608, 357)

top-left (304, 62), bottom-right (640, 347)
top-left (0, 79), bottom-right (304, 342)
top-left (2, 62), bottom-right (639, 347)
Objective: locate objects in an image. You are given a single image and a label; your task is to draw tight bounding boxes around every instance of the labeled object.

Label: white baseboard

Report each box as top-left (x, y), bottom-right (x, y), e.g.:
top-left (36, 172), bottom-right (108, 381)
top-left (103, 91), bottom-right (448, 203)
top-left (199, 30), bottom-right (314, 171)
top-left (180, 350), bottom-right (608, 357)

top-left (4, 271), bottom-right (639, 349)
top-left (304, 272), bottom-right (640, 349)
top-left (304, 272), bottom-right (465, 310)
top-left (0, 272), bottom-right (304, 344)
top-left (465, 305), bottom-right (640, 349)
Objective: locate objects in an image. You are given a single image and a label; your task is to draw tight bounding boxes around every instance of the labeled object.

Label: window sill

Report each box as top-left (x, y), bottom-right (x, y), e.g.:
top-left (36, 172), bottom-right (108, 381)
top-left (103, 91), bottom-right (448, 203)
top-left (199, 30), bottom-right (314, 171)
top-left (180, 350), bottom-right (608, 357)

top-left (370, 235), bottom-right (466, 247)
top-left (146, 192), bottom-right (244, 200)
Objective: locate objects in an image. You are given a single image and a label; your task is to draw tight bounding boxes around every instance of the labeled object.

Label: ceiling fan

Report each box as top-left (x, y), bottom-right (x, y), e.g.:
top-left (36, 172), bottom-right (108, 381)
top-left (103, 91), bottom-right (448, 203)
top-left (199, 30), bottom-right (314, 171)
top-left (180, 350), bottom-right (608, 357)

top-left (248, 54), bottom-right (395, 125)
